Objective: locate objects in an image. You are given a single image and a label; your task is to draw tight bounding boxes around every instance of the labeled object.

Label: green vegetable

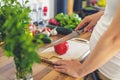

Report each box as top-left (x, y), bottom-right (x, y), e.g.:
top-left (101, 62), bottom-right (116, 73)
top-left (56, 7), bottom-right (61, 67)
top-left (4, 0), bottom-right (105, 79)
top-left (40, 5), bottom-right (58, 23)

top-left (56, 27), bottom-right (73, 35)
top-left (54, 13), bottom-right (64, 21)
top-left (34, 34), bottom-right (48, 39)
top-left (41, 37), bottom-right (52, 43)
top-left (47, 24), bottom-right (56, 29)
top-left (47, 24), bottom-right (73, 35)
top-left (33, 34), bottom-right (52, 44)
top-left (54, 13), bottom-right (82, 30)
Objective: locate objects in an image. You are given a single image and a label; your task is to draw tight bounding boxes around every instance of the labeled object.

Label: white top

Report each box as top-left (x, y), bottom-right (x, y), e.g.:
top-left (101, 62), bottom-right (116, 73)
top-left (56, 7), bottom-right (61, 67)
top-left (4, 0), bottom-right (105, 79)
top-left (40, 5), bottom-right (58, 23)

top-left (89, 0), bottom-right (120, 80)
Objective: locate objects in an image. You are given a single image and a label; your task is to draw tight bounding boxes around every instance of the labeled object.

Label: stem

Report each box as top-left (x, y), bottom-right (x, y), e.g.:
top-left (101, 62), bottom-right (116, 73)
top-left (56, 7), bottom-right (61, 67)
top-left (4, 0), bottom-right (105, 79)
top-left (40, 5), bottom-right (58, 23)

top-left (14, 57), bottom-right (32, 80)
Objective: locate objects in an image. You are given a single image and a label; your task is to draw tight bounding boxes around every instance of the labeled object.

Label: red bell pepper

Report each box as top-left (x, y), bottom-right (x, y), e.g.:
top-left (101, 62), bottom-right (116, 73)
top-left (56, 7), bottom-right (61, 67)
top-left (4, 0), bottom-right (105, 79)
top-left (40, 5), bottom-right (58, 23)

top-left (54, 41), bottom-right (69, 55)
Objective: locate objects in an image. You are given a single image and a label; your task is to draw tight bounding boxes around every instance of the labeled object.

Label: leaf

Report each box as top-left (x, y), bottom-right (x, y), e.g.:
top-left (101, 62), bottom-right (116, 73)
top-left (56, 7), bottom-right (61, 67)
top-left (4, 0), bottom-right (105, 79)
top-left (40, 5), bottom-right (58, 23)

top-left (54, 13), bottom-right (82, 30)
top-left (0, 0), bottom-right (42, 74)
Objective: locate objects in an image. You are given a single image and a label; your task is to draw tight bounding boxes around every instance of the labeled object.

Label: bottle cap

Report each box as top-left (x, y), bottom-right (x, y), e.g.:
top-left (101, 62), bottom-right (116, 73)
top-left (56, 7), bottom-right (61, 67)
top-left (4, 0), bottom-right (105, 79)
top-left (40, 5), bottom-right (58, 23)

top-left (43, 6), bottom-right (48, 12)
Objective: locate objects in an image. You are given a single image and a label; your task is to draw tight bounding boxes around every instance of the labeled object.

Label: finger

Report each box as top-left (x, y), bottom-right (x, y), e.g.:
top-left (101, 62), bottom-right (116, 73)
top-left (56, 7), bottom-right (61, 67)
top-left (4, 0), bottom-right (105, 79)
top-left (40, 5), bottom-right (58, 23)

top-left (55, 68), bottom-right (66, 73)
top-left (71, 59), bottom-right (80, 64)
top-left (70, 59), bottom-right (77, 62)
top-left (84, 22), bottom-right (95, 32)
top-left (53, 60), bottom-right (68, 65)
top-left (75, 18), bottom-right (89, 31)
top-left (71, 59), bottom-right (76, 61)
top-left (89, 27), bottom-right (94, 32)
top-left (54, 65), bottom-right (65, 69)
top-left (75, 20), bottom-right (86, 31)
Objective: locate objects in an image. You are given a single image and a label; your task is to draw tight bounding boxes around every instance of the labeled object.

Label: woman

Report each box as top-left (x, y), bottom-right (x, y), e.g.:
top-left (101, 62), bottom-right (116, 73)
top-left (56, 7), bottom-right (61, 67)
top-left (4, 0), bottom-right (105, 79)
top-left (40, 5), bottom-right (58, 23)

top-left (54, 0), bottom-right (120, 80)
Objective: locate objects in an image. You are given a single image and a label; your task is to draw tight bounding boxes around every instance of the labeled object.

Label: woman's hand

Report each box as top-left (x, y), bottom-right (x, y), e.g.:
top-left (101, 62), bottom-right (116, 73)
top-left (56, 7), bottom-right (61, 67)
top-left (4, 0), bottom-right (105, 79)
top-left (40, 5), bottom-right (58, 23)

top-left (54, 59), bottom-right (82, 78)
top-left (75, 11), bottom-right (104, 32)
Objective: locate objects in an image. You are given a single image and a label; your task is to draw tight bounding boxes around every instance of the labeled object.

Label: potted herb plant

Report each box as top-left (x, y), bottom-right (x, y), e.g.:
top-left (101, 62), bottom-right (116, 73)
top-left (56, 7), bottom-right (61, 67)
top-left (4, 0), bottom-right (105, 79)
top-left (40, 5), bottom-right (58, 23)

top-left (0, 0), bottom-right (41, 80)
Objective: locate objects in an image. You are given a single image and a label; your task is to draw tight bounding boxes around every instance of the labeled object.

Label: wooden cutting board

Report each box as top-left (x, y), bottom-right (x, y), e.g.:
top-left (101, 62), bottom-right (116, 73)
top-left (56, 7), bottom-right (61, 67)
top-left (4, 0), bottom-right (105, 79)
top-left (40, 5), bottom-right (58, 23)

top-left (39, 38), bottom-right (90, 62)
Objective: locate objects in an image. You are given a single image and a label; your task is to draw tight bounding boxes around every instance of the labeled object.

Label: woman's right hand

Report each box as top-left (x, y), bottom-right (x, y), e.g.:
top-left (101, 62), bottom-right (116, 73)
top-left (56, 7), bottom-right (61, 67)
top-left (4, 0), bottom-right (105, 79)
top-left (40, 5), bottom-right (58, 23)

top-left (75, 11), bottom-right (104, 32)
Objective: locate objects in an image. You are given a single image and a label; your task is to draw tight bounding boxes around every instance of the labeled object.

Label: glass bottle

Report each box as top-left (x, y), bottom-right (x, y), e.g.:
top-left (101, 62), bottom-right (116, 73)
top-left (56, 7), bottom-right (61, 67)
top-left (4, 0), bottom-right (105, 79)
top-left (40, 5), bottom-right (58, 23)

top-left (30, 4), bottom-right (38, 24)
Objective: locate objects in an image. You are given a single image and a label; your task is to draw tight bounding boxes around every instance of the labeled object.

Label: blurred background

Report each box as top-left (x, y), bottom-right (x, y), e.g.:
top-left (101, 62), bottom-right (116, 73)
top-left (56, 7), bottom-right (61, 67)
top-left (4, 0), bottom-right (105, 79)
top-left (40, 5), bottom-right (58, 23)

top-left (19, 0), bottom-right (106, 19)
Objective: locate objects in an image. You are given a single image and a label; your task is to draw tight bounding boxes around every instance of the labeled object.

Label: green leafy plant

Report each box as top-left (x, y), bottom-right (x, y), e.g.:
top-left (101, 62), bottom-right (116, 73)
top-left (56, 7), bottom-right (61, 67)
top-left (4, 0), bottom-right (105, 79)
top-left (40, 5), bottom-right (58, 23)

top-left (54, 13), bottom-right (82, 30)
top-left (0, 0), bottom-right (41, 79)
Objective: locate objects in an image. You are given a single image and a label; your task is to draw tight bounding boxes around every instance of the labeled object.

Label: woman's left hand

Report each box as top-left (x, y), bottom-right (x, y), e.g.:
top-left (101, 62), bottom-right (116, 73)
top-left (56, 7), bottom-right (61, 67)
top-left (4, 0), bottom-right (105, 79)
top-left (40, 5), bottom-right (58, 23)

top-left (53, 59), bottom-right (82, 78)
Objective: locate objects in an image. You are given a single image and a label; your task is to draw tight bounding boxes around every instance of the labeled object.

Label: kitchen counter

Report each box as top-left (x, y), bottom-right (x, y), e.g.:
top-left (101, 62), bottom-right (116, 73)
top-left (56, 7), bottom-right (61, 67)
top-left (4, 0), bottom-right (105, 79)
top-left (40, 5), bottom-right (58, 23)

top-left (0, 32), bottom-right (91, 80)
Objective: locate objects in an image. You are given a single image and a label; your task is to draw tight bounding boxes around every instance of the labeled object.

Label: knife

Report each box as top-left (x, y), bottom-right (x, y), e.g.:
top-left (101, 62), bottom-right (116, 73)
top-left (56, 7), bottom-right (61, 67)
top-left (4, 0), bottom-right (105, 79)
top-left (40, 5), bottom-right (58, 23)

top-left (38, 26), bottom-right (85, 53)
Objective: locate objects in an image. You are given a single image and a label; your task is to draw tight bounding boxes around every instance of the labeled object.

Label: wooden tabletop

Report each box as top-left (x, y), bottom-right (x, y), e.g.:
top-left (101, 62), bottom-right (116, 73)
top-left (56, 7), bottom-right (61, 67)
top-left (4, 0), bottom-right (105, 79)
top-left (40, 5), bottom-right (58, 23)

top-left (0, 32), bottom-right (91, 80)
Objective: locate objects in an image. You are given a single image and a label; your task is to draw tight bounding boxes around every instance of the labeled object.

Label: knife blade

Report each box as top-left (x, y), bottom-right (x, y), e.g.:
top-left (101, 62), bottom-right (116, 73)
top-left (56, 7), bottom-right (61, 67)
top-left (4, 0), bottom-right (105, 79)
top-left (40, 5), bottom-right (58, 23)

top-left (37, 27), bottom-right (85, 53)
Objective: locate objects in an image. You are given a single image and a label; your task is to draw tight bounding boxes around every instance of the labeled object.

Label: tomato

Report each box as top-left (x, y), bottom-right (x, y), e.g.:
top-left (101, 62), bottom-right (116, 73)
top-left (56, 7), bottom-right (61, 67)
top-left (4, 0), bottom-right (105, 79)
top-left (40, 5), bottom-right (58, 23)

top-left (54, 41), bottom-right (69, 55)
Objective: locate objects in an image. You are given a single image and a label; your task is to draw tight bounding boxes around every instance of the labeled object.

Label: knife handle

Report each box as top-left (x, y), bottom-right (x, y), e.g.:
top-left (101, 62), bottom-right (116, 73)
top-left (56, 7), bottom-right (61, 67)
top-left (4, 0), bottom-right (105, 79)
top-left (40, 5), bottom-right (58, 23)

top-left (76, 26), bottom-right (85, 34)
